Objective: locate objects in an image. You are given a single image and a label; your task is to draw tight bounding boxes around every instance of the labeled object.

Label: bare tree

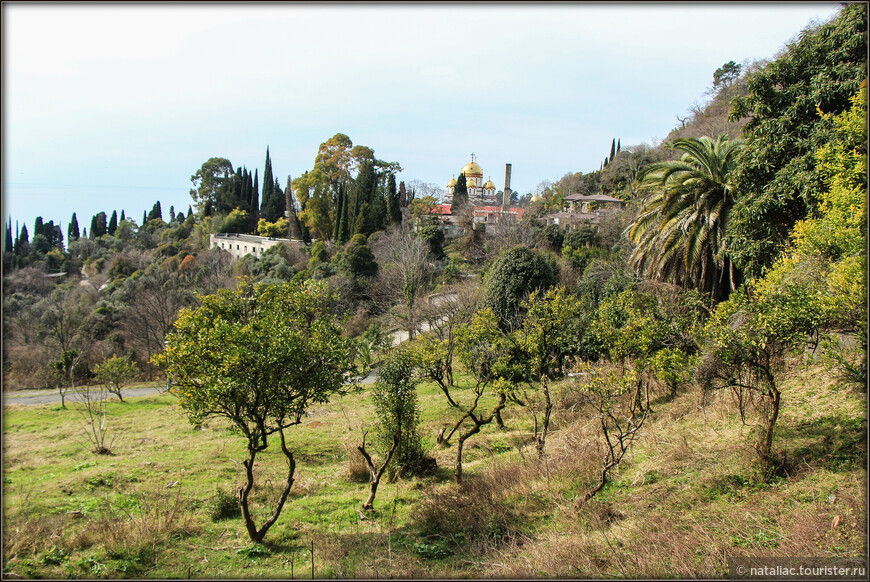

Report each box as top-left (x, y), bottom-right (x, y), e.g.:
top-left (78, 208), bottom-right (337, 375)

top-left (415, 281), bottom-right (480, 392)
top-left (37, 285), bottom-right (99, 407)
top-left (573, 361), bottom-right (650, 507)
top-left (372, 227), bottom-right (434, 341)
top-left (118, 266), bottom-right (195, 375)
top-left (72, 383), bottom-right (115, 454)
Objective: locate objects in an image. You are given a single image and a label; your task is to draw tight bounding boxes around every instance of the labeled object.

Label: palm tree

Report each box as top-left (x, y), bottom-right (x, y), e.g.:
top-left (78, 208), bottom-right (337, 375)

top-left (626, 134), bottom-right (744, 302)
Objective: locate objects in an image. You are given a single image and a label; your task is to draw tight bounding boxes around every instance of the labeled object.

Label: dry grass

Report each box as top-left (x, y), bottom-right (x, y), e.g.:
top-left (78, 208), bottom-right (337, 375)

top-left (2, 359), bottom-right (864, 578)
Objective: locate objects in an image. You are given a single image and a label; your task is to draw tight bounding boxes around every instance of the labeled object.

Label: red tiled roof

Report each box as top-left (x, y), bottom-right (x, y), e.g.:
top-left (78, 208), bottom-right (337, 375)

top-left (428, 204), bottom-right (453, 215)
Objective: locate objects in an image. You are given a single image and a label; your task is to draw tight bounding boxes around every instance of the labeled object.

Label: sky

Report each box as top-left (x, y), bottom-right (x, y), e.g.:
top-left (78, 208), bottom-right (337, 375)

top-left (2, 2), bottom-right (844, 240)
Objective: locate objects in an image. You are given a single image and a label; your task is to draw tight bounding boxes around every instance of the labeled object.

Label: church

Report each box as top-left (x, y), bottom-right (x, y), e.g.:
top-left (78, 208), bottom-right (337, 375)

top-left (431, 154), bottom-right (526, 237)
top-left (443, 154), bottom-right (500, 206)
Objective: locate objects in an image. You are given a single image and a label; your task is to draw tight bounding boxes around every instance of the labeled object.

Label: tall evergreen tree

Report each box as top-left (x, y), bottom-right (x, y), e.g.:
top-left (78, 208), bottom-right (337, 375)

top-left (248, 169), bottom-right (259, 223)
top-left (108, 210), bottom-right (118, 235)
top-left (34, 217), bottom-right (44, 239)
top-left (351, 160), bottom-right (381, 235)
top-left (610, 138), bottom-right (616, 160)
top-left (120, 210), bottom-right (126, 222)
top-left (4, 217), bottom-right (13, 254)
top-left (253, 169), bottom-right (259, 210)
top-left (452, 173), bottom-right (468, 209)
top-left (169, 206), bottom-right (176, 223)
top-left (617, 139), bottom-right (621, 153)
top-left (334, 183), bottom-right (345, 241)
top-left (68, 213), bottom-right (80, 242)
top-left (90, 212), bottom-right (108, 239)
top-left (148, 201), bottom-right (163, 222)
top-left (260, 147), bottom-right (276, 220)
top-left (143, 210), bottom-right (148, 225)
top-left (386, 173), bottom-right (401, 224)
top-left (233, 167), bottom-right (245, 212)
top-left (338, 182), bottom-right (351, 244)
top-left (14, 224), bottom-right (29, 255)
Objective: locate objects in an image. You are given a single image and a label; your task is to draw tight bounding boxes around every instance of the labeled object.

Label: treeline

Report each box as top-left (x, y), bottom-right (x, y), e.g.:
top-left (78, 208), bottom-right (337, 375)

top-left (187, 135), bottom-right (411, 243)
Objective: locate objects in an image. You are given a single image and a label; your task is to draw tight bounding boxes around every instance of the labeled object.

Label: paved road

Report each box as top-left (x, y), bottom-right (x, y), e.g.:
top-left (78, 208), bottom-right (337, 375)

top-left (3, 373), bottom-right (380, 408)
top-left (4, 293), bottom-right (454, 407)
top-left (2, 385), bottom-right (168, 407)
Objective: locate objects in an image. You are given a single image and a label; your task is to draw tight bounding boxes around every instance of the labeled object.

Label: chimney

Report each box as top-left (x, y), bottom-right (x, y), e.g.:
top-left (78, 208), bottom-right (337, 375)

top-left (502, 163), bottom-right (512, 212)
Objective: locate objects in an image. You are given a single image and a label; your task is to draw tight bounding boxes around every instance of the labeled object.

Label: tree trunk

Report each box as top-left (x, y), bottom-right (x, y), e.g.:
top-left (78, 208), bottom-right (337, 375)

top-left (238, 430), bottom-right (296, 543)
top-left (495, 409), bottom-right (506, 430)
top-left (359, 435), bottom-right (398, 511)
top-left (535, 377), bottom-right (553, 458)
top-left (757, 381), bottom-right (781, 471)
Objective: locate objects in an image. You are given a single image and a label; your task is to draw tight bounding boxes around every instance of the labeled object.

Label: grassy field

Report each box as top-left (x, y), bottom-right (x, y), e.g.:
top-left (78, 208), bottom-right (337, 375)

top-left (2, 361), bottom-right (866, 579)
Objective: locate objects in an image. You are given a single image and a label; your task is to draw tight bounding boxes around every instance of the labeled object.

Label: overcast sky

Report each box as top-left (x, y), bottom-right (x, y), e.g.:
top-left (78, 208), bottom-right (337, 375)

top-left (2, 2), bottom-right (844, 239)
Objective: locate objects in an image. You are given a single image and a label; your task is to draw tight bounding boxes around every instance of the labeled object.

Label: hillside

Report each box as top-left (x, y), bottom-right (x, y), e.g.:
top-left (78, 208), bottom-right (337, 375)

top-left (2, 352), bottom-right (864, 578)
top-left (2, 4), bottom-right (867, 580)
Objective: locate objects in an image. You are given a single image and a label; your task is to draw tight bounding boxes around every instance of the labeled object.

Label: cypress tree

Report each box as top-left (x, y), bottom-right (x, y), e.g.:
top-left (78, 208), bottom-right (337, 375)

top-left (187, 206), bottom-right (193, 220)
top-left (148, 201), bottom-right (163, 222)
top-left (68, 213), bottom-right (80, 242)
top-left (45, 221), bottom-right (63, 249)
top-left (604, 157), bottom-right (609, 167)
top-left (169, 206), bottom-right (175, 223)
top-left (387, 173), bottom-right (401, 224)
top-left (610, 138), bottom-right (616, 160)
top-left (91, 212), bottom-right (108, 238)
top-left (367, 175), bottom-right (387, 233)
top-left (338, 182), bottom-right (351, 244)
top-left (261, 147), bottom-right (275, 220)
top-left (108, 210), bottom-right (118, 235)
top-left (248, 169), bottom-right (259, 223)
top-left (143, 210), bottom-right (147, 225)
top-left (617, 139), bottom-right (621, 153)
top-left (334, 183), bottom-right (344, 241)
top-left (253, 169), bottom-right (259, 216)
top-left (452, 173), bottom-right (468, 209)
top-left (233, 167), bottom-right (244, 212)
top-left (4, 218), bottom-right (12, 253)
top-left (14, 224), bottom-right (29, 255)
top-left (34, 217), bottom-right (44, 239)
top-left (120, 210), bottom-right (126, 222)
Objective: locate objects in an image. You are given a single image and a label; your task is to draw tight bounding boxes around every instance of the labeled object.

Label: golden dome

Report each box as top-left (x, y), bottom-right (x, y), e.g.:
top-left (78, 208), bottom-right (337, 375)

top-left (466, 177), bottom-right (478, 187)
top-left (483, 178), bottom-right (496, 190)
top-left (447, 177), bottom-right (457, 187)
top-left (461, 162), bottom-right (483, 177)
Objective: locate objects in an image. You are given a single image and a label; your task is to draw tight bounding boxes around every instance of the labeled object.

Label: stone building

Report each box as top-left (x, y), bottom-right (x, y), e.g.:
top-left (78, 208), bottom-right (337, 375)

top-left (209, 233), bottom-right (290, 259)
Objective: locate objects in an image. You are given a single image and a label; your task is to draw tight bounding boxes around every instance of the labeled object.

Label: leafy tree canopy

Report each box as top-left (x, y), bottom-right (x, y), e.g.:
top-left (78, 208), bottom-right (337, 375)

top-left (727, 3), bottom-right (867, 277)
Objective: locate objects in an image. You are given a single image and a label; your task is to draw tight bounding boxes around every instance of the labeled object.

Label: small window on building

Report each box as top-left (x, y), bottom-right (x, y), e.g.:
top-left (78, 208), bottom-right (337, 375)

top-left (237, 244), bottom-right (240, 250)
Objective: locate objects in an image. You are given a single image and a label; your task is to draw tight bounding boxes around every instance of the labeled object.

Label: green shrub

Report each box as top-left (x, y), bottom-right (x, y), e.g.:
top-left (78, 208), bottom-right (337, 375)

top-left (206, 487), bottom-right (241, 521)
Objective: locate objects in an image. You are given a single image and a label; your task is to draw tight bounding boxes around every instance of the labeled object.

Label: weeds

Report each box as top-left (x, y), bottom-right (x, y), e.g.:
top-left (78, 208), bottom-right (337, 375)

top-left (206, 486), bottom-right (242, 521)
